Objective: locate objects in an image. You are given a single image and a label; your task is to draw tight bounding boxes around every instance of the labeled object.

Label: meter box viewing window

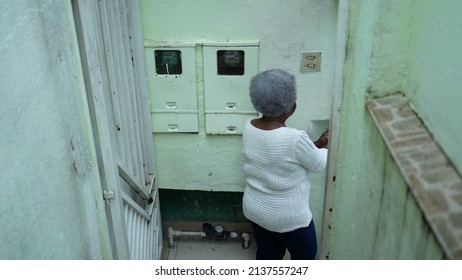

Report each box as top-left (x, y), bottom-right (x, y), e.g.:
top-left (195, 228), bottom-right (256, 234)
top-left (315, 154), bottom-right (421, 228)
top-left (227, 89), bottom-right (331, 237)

top-left (155, 50), bottom-right (182, 75)
top-left (217, 50), bottom-right (244, 76)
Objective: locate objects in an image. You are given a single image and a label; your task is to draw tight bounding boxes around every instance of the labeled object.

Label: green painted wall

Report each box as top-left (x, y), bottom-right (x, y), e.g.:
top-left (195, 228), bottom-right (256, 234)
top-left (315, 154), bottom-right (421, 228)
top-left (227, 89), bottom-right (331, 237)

top-left (0, 0), bottom-right (111, 259)
top-left (159, 190), bottom-right (246, 222)
top-left (403, 0), bottom-right (462, 173)
top-left (326, 0), bottom-right (454, 259)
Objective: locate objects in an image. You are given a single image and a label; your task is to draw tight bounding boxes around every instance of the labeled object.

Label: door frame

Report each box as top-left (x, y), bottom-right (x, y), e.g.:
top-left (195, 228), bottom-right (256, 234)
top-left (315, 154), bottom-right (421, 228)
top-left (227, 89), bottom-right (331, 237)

top-left (319, 0), bottom-right (350, 260)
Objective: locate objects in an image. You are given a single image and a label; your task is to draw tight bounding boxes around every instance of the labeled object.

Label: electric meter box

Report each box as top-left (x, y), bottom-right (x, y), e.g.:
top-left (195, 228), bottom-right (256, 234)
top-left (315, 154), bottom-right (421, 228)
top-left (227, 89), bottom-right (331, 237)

top-left (145, 45), bottom-right (198, 133)
top-left (203, 42), bottom-right (259, 135)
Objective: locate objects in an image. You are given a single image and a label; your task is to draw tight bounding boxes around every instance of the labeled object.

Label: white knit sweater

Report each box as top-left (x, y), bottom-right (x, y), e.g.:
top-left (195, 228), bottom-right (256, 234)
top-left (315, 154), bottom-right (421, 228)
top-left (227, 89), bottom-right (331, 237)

top-left (242, 119), bottom-right (328, 233)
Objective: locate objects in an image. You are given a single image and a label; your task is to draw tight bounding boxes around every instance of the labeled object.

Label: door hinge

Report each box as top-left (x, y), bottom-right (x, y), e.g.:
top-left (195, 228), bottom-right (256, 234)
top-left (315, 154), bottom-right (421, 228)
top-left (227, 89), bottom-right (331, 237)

top-left (103, 190), bottom-right (115, 205)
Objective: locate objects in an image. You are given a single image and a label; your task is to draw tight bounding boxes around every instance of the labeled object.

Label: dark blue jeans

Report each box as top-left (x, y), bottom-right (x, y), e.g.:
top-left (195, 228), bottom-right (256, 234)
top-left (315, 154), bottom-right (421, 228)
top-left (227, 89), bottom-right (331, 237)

top-left (251, 220), bottom-right (318, 260)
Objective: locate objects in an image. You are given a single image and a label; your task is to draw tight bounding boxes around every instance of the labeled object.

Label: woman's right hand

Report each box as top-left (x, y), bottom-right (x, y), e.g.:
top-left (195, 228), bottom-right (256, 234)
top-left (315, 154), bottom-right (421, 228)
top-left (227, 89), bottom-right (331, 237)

top-left (314, 129), bottom-right (329, 149)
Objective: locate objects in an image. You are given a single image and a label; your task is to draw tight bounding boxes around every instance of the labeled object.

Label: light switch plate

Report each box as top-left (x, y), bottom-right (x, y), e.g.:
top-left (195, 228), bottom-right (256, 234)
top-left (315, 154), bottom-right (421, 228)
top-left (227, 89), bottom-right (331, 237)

top-left (300, 51), bottom-right (321, 72)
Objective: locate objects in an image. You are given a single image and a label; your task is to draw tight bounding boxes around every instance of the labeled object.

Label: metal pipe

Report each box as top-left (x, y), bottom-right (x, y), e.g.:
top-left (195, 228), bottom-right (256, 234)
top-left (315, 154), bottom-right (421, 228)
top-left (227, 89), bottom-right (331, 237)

top-left (168, 226), bottom-right (250, 249)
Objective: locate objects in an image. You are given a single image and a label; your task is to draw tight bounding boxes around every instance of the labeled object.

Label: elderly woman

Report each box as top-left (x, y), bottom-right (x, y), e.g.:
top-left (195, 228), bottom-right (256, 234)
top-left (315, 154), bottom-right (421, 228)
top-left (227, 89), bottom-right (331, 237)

top-left (242, 69), bottom-right (328, 260)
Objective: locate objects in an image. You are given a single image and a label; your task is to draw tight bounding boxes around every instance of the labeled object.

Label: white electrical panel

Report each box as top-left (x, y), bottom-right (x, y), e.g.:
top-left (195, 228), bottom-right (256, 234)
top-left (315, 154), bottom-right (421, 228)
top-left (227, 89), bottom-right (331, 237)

top-left (203, 42), bottom-right (259, 134)
top-left (145, 45), bottom-right (198, 132)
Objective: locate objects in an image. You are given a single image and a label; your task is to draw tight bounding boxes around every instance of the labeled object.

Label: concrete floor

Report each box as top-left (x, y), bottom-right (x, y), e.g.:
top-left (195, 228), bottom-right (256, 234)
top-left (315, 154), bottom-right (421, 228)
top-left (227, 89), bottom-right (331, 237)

top-left (163, 234), bottom-right (257, 260)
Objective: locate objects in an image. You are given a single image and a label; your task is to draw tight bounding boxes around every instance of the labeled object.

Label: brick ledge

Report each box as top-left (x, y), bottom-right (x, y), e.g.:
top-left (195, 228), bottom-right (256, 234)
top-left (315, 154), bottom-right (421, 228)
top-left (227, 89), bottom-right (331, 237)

top-left (367, 94), bottom-right (462, 259)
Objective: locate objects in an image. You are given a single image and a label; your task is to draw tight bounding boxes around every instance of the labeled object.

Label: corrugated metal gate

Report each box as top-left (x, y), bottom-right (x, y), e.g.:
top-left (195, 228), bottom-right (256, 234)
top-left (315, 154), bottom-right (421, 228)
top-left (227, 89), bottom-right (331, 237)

top-left (72, 0), bottom-right (162, 259)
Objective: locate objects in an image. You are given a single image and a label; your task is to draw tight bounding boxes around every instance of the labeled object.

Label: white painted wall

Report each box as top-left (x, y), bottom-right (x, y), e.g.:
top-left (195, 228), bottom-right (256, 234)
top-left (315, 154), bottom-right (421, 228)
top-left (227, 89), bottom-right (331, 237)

top-left (140, 0), bottom-right (338, 192)
top-left (0, 0), bottom-right (111, 259)
top-left (140, 1), bottom-right (338, 243)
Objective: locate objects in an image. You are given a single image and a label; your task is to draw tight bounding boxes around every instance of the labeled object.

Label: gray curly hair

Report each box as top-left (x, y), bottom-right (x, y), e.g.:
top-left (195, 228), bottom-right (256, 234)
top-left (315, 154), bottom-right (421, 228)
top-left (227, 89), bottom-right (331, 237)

top-left (249, 69), bottom-right (296, 117)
